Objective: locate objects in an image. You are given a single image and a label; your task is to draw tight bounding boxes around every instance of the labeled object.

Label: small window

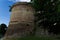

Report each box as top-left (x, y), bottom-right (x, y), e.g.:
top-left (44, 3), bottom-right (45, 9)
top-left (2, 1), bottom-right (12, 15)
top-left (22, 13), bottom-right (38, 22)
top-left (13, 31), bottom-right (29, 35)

top-left (27, 9), bottom-right (29, 11)
top-left (26, 24), bottom-right (30, 26)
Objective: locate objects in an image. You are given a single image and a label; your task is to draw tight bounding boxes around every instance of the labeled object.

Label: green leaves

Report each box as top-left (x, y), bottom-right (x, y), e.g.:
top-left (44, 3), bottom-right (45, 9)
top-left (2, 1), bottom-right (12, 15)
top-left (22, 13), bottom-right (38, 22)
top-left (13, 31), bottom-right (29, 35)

top-left (32, 0), bottom-right (60, 22)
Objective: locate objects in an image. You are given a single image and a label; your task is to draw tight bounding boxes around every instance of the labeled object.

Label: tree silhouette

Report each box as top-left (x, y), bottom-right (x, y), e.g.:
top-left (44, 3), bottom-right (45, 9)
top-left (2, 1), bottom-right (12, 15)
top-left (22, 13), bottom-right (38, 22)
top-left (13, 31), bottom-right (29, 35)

top-left (31, 0), bottom-right (60, 35)
top-left (0, 23), bottom-right (7, 35)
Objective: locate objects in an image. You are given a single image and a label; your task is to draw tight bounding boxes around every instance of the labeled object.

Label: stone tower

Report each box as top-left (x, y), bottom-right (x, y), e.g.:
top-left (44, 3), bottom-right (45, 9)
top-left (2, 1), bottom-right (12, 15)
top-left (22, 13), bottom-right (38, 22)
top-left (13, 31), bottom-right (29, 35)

top-left (5, 2), bottom-right (35, 37)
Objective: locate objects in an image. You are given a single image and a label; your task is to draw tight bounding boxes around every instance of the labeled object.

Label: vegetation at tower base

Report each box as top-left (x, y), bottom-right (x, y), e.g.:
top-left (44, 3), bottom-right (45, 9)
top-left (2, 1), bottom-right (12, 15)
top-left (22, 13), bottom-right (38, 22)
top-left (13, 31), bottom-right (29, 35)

top-left (3, 36), bottom-right (60, 40)
top-left (31, 0), bottom-right (60, 35)
top-left (3, 35), bottom-right (60, 40)
top-left (0, 24), bottom-right (7, 38)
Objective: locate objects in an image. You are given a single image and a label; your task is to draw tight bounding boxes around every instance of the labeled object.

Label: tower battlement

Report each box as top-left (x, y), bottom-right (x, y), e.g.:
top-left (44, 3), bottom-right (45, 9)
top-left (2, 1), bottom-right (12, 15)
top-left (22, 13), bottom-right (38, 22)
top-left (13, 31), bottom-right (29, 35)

top-left (10, 2), bottom-right (32, 11)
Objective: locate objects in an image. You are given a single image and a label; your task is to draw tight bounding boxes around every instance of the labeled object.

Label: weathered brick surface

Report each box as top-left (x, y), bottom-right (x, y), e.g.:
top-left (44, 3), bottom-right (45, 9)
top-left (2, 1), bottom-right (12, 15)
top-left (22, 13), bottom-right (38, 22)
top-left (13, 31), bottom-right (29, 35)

top-left (5, 2), bottom-right (35, 38)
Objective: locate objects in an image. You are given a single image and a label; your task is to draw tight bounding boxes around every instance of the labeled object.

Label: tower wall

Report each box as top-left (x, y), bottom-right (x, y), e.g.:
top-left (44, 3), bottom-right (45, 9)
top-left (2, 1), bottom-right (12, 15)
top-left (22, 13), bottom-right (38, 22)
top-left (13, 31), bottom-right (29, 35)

top-left (5, 2), bottom-right (35, 37)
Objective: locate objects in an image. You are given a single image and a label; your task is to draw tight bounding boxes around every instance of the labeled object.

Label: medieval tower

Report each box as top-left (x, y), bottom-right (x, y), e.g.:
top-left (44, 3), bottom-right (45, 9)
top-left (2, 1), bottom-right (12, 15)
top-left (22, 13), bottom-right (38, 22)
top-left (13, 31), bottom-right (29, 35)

top-left (5, 2), bottom-right (35, 37)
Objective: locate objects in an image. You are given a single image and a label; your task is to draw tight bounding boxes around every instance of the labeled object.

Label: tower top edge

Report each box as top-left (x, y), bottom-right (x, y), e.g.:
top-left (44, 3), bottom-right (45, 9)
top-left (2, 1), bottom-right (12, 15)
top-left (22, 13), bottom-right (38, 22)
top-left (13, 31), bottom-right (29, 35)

top-left (14, 2), bottom-right (31, 5)
top-left (9, 2), bottom-right (32, 12)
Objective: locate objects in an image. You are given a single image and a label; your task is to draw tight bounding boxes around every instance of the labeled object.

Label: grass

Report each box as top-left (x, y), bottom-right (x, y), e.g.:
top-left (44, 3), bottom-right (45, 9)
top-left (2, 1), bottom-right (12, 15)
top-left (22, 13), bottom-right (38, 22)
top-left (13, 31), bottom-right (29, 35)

top-left (4, 36), bottom-right (60, 40)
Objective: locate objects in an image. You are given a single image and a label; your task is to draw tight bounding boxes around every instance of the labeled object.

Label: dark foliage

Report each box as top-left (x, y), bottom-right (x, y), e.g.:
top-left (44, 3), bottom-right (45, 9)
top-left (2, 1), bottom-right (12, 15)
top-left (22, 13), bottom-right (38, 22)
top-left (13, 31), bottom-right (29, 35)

top-left (31, 0), bottom-right (60, 35)
top-left (0, 23), bottom-right (7, 35)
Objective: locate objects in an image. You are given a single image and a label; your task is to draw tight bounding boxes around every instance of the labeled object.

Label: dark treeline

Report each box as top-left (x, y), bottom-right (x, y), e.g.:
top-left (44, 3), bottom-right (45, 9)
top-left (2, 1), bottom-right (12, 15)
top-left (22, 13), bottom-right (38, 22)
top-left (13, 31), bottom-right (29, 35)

top-left (31, 0), bottom-right (60, 35)
top-left (0, 23), bottom-right (7, 38)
